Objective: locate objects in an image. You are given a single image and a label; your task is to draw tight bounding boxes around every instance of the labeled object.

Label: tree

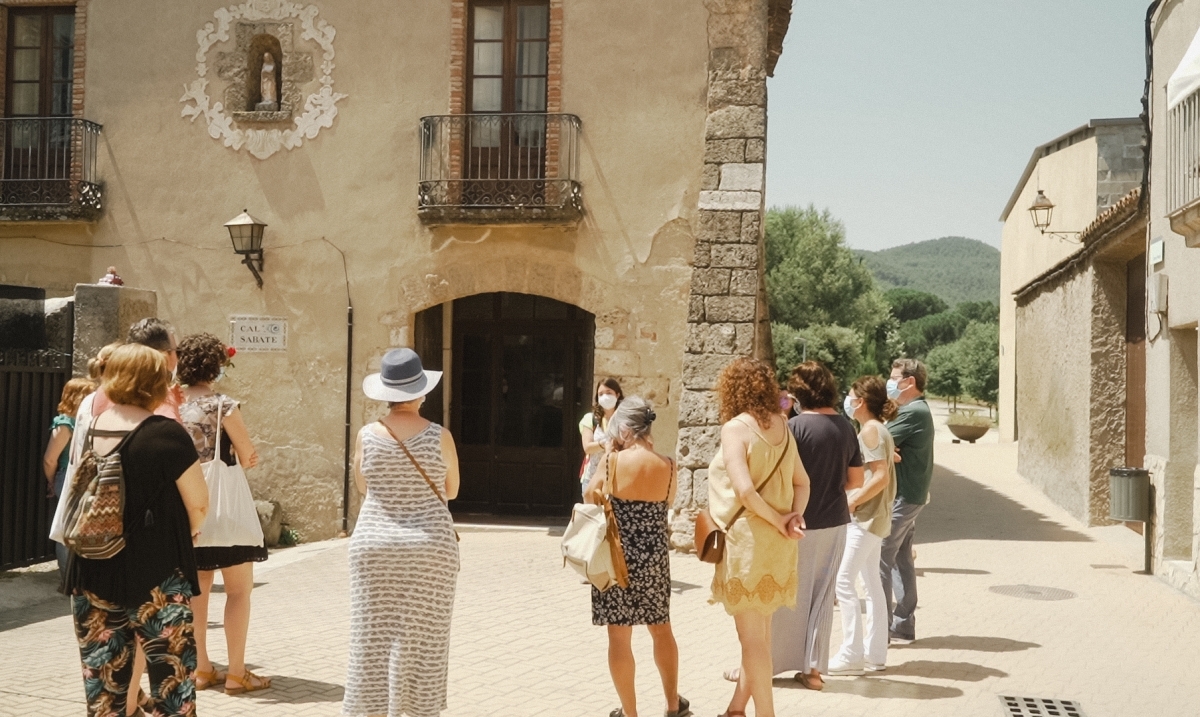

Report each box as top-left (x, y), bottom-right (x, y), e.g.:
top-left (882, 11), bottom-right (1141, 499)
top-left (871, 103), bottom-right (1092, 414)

top-left (896, 311), bottom-right (969, 359)
top-left (765, 206), bottom-right (889, 339)
top-left (955, 300), bottom-right (999, 325)
top-left (925, 342), bottom-right (964, 409)
top-left (884, 288), bottom-right (948, 323)
top-left (772, 322), bottom-right (864, 391)
top-left (956, 321), bottom-right (999, 406)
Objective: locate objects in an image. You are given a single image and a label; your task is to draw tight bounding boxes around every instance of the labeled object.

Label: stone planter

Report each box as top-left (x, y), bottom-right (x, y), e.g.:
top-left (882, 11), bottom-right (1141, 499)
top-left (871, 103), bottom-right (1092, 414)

top-left (947, 423), bottom-right (989, 443)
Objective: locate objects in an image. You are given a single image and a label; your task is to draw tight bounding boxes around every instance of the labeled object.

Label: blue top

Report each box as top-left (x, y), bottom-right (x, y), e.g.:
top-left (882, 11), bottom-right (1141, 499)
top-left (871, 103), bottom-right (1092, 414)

top-left (50, 414), bottom-right (75, 474)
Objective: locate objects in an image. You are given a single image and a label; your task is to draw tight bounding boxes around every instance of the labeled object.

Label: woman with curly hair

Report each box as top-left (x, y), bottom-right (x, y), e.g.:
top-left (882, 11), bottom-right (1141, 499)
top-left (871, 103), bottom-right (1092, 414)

top-left (829, 375), bottom-right (898, 676)
top-left (770, 361), bottom-right (864, 691)
top-left (707, 357), bottom-right (809, 717)
top-left (176, 332), bottom-right (271, 695)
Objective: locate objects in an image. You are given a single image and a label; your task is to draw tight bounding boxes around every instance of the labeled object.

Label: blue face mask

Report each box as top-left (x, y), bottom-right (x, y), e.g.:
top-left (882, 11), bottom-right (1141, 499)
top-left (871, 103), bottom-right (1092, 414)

top-left (843, 395), bottom-right (856, 417)
top-left (886, 379), bottom-right (902, 400)
top-left (215, 367), bottom-right (226, 383)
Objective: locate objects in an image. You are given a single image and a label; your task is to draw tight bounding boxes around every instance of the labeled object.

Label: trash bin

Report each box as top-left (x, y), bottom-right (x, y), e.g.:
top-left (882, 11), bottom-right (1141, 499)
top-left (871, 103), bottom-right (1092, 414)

top-left (1109, 467), bottom-right (1150, 522)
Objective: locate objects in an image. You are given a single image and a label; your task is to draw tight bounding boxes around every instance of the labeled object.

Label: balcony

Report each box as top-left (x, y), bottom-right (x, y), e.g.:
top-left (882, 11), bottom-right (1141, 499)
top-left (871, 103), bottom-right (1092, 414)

top-left (0, 118), bottom-right (102, 222)
top-left (418, 113), bottom-right (582, 225)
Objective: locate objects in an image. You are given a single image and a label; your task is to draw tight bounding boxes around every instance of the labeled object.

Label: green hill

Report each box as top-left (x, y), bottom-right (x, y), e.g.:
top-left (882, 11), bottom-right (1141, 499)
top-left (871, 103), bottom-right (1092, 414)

top-left (855, 236), bottom-right (1000, 306)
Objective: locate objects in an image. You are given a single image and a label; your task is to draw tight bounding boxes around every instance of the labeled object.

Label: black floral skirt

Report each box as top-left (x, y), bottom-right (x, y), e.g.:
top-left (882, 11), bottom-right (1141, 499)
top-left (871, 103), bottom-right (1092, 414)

top-left (592, 497), bottom-right (671, 626)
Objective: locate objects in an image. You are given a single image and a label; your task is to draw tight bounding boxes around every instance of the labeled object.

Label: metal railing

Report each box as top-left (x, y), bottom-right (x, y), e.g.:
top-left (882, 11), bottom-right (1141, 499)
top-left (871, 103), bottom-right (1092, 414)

top-left (418, 113), bottom-right (582, 223)
top-left (1168, 93), bottom-right (1200, 214)
top-left (0, 117), bottom-right (102, 220)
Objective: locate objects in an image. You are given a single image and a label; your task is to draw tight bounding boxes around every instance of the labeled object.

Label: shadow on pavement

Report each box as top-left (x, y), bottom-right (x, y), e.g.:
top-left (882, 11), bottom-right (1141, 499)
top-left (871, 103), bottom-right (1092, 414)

top-left (0, 596), bottom-right (70, 632)
top-left (915, 567), bottom-right (991, 576)
top-left (891, 635), bottom-right (1040, 652)
top-left (916, 465), bottom-right (1090, 544)
top-left (236, 675), bottom-right (344, 704)
top-left (887, 659), bottom-right (1008, 681)
top-left (792, 677), bottom-right (964, 700)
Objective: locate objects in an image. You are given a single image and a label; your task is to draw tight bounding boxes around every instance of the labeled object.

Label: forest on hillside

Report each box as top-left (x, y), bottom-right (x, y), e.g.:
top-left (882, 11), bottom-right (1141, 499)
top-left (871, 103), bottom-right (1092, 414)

top-left (855, 236), bottom-right (1000, 307)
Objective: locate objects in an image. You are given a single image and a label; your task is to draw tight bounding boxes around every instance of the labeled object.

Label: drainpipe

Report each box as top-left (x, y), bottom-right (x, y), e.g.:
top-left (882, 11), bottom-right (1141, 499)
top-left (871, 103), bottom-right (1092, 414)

top-left (342, 304), bottom-right (354, 534)
top-left (1140, 0), bottom-right (1162, 214)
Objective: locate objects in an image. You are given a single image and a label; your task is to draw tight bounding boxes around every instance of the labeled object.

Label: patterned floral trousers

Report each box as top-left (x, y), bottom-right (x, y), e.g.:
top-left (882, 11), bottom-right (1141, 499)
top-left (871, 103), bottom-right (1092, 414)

top-left (72, 571), bottom-right (197, 717)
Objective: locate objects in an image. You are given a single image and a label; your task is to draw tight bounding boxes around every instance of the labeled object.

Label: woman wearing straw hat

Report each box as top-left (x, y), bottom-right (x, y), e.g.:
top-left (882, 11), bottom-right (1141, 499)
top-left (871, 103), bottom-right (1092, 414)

top-left (344, 348), bottom-right (461, 717)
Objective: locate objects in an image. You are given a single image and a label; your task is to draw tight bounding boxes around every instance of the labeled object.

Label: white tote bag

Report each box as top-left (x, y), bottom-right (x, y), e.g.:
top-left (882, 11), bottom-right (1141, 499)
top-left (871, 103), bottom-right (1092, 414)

top-left (195, 399), bottom-right (264, 548)
top-left (560, 453), bottom-right (628, 591)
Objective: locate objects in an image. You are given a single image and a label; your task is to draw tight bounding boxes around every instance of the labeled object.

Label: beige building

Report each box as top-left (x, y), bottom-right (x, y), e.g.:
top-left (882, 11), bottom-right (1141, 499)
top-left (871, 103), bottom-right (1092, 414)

top-left (0, 0), bottom-right (792, 542)
top-left (1147, 0), bottom-right (1200, 598)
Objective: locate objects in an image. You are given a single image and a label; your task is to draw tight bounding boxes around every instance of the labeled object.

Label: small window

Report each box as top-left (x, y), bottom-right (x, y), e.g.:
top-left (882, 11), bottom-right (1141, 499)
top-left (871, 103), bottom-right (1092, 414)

top-left (5, 7), bottom-right (76, 118)
top-left (467, 0), bottom-right (548, 116)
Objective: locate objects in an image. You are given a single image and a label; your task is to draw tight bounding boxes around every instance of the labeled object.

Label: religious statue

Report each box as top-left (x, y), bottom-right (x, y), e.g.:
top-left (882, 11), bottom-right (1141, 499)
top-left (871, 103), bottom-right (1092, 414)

top-left (257, 51), bottom-right (279, 111)
top-left (97, 266), bottom-right (124, 286)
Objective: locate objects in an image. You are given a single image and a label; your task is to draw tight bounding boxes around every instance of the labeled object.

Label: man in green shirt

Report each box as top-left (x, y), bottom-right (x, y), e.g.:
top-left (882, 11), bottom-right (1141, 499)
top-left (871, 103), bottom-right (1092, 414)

top-left (880, 358), bottom-right (934, 643)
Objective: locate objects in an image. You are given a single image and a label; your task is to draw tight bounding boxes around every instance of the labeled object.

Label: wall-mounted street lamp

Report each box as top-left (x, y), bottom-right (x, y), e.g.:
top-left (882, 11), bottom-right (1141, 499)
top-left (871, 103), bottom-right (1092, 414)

top-left (225, 210), bottom-right (267, 288)
top-left (1028, 190), bottom-right (1081, 243)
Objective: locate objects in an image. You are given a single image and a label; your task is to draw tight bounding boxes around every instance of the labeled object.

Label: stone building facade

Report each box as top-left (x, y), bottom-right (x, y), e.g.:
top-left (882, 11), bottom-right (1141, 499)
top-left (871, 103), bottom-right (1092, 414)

top-left (0, 0), bottom-right (792, 541)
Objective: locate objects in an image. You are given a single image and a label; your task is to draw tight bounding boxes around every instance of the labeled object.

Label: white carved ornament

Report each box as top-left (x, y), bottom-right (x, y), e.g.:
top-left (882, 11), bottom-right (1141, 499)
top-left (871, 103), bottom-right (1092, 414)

top-left (179, 0), bottom-right (347, 160)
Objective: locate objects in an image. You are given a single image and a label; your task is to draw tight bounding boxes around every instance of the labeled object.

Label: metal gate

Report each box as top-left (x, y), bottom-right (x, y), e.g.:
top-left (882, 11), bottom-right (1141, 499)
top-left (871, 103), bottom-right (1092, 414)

top-left (0, 349), bottom-right (70, 570)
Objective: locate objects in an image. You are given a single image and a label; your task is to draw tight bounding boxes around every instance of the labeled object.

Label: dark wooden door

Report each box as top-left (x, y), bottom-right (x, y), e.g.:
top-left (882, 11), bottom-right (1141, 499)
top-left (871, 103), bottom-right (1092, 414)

top-left (450, 293), bottom-right (592, 515)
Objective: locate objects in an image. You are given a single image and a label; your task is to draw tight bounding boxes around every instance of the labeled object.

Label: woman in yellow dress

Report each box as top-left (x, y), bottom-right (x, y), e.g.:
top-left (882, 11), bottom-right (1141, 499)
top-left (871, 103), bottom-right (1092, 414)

top-left (708, 357), bottom-right (811, 717)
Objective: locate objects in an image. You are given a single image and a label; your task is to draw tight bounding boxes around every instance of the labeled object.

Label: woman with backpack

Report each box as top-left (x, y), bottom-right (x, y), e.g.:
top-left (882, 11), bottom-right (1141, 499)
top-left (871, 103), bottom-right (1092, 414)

top-left (62, 343), bottom-right (208, 717)
top-left (177, 332), bottom-right (271, 695)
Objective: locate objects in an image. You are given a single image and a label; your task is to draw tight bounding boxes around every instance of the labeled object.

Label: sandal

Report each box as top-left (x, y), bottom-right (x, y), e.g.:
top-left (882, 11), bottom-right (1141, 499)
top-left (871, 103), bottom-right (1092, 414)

top-left (666, 695), bottom-right (692, 717)
top-left (225, 669), bottom-right (271, 695)
top-left (193, 668), bottom-right (227, 691)
top-left (609, 709), bottom-right (626, 717)
top-left (795, 672), bottom-right (824, 691)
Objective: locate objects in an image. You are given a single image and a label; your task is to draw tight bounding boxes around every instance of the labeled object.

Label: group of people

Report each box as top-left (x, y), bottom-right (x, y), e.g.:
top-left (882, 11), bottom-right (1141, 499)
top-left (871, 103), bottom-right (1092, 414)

top-left (41, 332), bottom-right (933, 717)
top-left (42, 319), bottom-right (270, 717)
top-left (574, 357), bottom-right (933, 717)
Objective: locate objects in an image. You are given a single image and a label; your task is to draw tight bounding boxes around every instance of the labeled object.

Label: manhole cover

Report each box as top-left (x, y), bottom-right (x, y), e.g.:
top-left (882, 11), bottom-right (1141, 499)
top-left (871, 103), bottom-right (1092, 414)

top-left (989, 584), bottom-right (1076, 601)
top-left (999, 695), bottom-right (1085, 716)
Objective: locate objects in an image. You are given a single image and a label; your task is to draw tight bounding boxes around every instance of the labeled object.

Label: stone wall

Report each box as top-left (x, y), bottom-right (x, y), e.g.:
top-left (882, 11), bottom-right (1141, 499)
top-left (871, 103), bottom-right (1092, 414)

top-left (71, 284), bottom-right (156, 378)
top-left (670, 0), bottom-right (772, 551)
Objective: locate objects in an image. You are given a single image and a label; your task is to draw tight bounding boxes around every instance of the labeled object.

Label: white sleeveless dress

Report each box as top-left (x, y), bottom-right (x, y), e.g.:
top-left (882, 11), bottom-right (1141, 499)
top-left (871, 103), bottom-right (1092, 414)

top-left (344, 424), bottom-right (459, 717)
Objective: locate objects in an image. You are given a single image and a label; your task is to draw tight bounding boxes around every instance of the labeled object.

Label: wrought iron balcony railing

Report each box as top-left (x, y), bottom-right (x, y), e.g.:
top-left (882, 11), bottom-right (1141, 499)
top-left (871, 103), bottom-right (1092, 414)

top-left (418, 113), bottom-right (582, 224)
top-left (0, 117), bottom-right (102, 221)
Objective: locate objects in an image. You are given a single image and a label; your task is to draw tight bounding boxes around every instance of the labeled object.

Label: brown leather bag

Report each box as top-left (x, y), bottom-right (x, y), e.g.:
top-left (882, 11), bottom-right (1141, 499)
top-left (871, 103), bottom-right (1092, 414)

top-left (694, 434), bottom-right (792, 563)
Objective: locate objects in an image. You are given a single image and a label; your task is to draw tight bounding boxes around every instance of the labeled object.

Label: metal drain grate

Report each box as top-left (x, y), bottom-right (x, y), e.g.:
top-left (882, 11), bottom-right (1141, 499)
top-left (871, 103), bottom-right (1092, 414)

top-left (988, 584), bottom-right (1076, 601)
top-left (999, 695), bottom-right (1085, 716)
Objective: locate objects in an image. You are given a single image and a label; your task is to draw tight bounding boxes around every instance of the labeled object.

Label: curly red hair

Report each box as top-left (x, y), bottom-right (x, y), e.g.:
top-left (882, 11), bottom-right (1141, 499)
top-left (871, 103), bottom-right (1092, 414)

top-left (716, 357), bottom-right (780, 428)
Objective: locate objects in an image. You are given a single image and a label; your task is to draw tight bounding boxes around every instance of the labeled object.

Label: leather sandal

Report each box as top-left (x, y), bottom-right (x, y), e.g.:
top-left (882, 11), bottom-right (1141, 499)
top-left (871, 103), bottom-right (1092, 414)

top-left (795, 672), bottom-right (825, 691)
top-left (225, 669), bottom-right (271, 695)
top-left (666, 695), bottom-right (692, 717)
top-left (193, 668), bottom-right (226, 691)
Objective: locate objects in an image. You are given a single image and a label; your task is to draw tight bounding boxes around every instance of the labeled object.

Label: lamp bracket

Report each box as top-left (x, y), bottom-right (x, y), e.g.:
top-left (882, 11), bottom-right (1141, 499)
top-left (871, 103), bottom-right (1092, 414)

top-left (1040, 229), bottom-right (1082, 244)
top-left (241, 252), bottom-right (264, 289)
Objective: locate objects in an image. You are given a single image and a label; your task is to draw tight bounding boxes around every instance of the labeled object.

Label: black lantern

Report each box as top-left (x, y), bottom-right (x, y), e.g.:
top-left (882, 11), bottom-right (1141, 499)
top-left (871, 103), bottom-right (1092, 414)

top-left (1028, 190), bottom-right (1055, 233)
top-left (225, 210), bottom-right (266, 288)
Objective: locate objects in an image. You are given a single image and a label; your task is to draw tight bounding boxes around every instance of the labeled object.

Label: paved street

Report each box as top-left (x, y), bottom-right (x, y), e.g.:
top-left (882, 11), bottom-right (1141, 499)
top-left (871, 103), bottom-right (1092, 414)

top-left (3, 438), bottom-right (1200, 717)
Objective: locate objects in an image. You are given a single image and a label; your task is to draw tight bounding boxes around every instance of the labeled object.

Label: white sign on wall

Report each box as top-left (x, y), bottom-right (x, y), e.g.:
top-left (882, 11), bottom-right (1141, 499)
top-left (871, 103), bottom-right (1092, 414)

top-left (229, 315), bottom-right (288, 353)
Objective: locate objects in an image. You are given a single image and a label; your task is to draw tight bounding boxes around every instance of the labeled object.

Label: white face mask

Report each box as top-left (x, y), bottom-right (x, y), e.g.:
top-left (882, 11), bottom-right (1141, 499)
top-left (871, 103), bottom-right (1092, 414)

top-left (598, 394), bottom-right (618, 411)
top-left (886, 378), bottom-right (902, 400)
top-left (843, 395), bottom-right (857, 417)
top-left (215, 367), bottom-right (226, 383)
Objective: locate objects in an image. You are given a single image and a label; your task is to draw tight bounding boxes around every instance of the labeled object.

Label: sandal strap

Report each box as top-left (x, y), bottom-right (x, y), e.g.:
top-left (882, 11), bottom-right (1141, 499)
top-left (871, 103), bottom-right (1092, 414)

top-left (229, 669), bottom-right (269, 688)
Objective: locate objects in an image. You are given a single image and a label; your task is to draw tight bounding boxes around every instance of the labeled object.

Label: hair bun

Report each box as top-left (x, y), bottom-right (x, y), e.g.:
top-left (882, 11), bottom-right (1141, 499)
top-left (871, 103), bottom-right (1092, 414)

top-left (645, 409), bottom-right (657, 423)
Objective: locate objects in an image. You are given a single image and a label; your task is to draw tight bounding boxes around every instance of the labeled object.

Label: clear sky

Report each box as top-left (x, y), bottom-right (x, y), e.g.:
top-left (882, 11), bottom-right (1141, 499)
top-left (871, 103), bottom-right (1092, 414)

top-left (765, 1), bottom-right (1149, 251)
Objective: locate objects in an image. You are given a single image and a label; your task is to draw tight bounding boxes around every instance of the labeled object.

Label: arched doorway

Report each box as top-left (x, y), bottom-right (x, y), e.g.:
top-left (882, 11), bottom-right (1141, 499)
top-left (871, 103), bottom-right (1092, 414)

top-left (414, 292), bottom-right (594, 515)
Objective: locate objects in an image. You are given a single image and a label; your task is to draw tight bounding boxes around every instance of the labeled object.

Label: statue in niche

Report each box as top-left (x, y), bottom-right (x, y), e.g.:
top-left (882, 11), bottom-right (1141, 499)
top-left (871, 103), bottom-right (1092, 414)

top-left (256, 51), bottom-right (279, 111)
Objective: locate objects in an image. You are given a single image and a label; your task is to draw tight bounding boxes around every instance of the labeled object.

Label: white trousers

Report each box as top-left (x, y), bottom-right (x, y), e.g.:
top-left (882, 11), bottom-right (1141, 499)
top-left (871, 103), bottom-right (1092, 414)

top-left (834, 521), bottom-right (888, 666)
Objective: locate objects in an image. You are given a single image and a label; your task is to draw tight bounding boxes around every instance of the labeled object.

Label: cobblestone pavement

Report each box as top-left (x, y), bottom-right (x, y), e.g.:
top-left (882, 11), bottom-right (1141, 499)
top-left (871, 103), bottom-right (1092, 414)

top-left (3, 440), bottom-right (1200, 717)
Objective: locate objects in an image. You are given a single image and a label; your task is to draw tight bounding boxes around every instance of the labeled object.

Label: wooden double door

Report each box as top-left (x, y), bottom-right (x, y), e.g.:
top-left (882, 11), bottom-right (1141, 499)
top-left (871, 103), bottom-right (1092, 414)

top-left (417, 292), bottom-right (593, 515)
